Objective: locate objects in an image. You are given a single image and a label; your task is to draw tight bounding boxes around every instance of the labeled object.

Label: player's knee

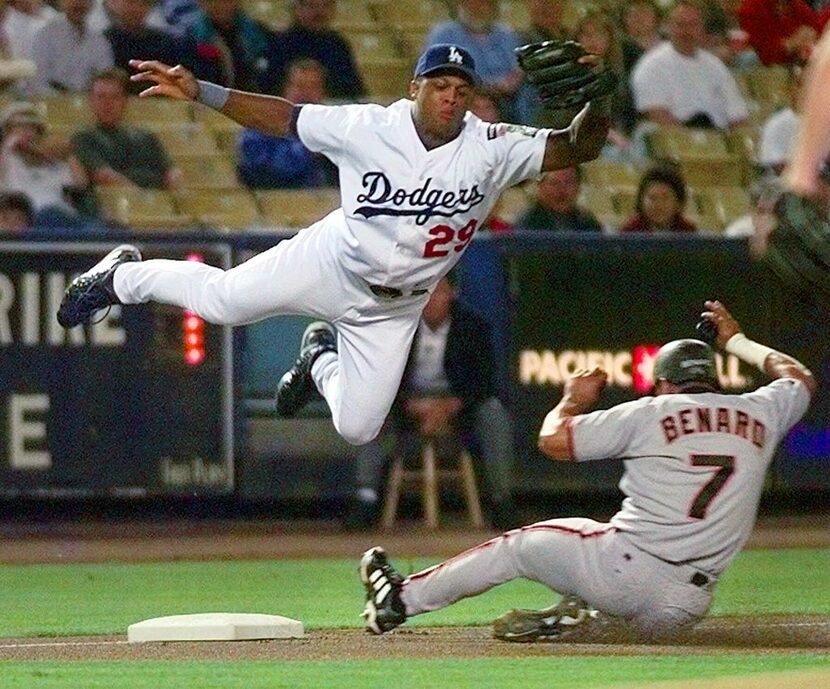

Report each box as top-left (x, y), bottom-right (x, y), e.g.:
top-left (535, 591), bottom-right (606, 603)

top-left (336, 417), bottom-right (383, 446)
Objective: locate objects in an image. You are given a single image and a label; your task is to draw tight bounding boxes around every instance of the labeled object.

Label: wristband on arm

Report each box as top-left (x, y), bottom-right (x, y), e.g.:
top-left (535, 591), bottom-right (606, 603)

top-left (196, 80), bottom-right (230, 110)
top-left (724, 333), bottom-right (776, 370)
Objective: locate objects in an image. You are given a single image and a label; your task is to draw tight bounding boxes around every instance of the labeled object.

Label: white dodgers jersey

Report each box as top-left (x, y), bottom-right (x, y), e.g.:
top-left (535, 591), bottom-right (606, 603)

top-left (296, 100), bottom-right (548, 290)
top-left (567, 378), bottom-right (811, 574)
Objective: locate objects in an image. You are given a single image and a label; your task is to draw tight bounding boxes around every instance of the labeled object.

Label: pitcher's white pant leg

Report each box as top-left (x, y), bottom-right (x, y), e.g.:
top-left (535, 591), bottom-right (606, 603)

top-left (112, 223), bottom-right (353, 325)
top-left (313, 303), bottom-right (423, 446)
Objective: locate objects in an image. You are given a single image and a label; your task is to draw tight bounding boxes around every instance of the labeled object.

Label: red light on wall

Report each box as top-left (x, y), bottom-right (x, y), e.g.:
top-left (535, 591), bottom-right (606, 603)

top-left (632, 345), bottom-right (661, 393)
top-left (183, 253), bottom-right (205, 366)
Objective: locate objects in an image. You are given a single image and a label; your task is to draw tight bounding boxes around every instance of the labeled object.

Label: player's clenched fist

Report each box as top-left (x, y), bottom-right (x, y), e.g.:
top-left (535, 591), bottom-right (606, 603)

top-left (128, 60), bottom-right (199, 102)
top-left (564, 367), bottom-right (608, 407)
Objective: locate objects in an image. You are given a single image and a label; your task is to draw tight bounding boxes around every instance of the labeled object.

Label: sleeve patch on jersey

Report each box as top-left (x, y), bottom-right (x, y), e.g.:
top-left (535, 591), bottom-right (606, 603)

top-left (486, 123), bottom-right (540, 140)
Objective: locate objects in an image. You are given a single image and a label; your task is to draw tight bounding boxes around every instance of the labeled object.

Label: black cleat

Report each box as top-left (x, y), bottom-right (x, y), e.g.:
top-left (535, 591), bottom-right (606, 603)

top-left (275, 321), bottom-right (336, 417)
top-left (359, 546), bottom-right (406, 634)
top-left (57, 244), bottom-right (142, 328)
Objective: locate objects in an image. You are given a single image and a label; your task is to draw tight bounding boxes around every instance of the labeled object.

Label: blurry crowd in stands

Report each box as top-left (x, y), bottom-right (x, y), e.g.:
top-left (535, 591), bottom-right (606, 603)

top-left (0, 0), bottom-right (828, 249)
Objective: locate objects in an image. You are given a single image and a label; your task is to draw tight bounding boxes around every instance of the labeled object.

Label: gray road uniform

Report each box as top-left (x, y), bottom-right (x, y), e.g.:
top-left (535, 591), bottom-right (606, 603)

top-left (400, 378), bottom-right (811, 638)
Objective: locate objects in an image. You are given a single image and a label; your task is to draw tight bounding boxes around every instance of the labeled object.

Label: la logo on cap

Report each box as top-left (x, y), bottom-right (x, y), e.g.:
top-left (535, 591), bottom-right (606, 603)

top-left (448, 46), bottom-right (463, 64)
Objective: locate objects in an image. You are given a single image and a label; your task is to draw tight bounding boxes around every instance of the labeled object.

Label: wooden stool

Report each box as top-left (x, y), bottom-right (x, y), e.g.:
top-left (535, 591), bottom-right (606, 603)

top-left (382, 434), bottom-right (484, 530)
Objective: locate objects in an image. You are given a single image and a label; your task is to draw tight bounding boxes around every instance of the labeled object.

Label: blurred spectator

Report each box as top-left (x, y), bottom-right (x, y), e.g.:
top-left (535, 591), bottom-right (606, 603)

top-left (344, 275), bottom-right (516, 531)
top-left (0, 190), bottom-right (33, 231)
top-left (424, 0), bottom-right (523, 120)
top-left (739, 0), bottom-right (824, 66)
top-left (724, 174), bottom-right (779, 258)
top-left (238, 59), bottom-right (337, 189)
top-left (631, 0), bottom-right (749, 130)
top-left (30, 0), bottom-right (114, 95)
top-left (270, 0), bottom-right (365, 100)
top-left (0, 101), bottom-right (90, 222)
top-left (520, 0), bottom-right (567, 43)
top-left (619, 164), bottom-right (698, 233)
top-left (156, 0), bottom-right (202, 36)
top-left (2, 0), bottom-right (57, 63)
top-left (72, 68), bottom-right (181, 189)
top-left (184, 0), bottom-right (278, 91)
top-left (105, 0), bottom-right (188, 95)
top-left (574, 8), bottom-right (638, 140)
top-left (758, 66), bottom-right (803, 174)
top-left (619, 0), bottom-right (664, 70)
top-left (517, 166), bottom-right (602, 232)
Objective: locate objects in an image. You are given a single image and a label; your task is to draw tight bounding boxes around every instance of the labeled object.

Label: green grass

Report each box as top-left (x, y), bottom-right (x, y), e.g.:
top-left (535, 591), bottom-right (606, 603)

top-left (1, 549), bottom-right (828, 637)
top-left (0, 548), bottom-right (828, 688)
top-left (0, 657), bottom-right (828, 689)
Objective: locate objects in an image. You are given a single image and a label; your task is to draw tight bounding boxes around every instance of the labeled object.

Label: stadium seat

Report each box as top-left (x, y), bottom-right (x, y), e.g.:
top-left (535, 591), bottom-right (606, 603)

top-left (347, 27), bottom-right (406, 61)
top-left (243, 0), bottom-right (290, 30)
top-left (374, 0), bottom-right (449, 29)
top-left (332, 0), bottom-right (378, 30)
top-left (122, 97), bottom-right (193, 124)
top-left (693, 186), bottom-right (751, 233)
top-left (360, 58), bottom-right (415, 99)
top-left (96, 187), bottom-right (192, 230)
top-left (649, 125), bottom-right (730, 159)
top-left (255, 188), bottom-right (341, 228)
top-left (679, 156), bottom-right (744, 187)
top-left (746, 66), bottom-right (791, 111)
top-left (177, 155), bottom-right (241, 190)
top-left (582, 160), bottom-right (640, 188)
top-left (175, 188), bottom-right (260, 229)
top-left (153, 122), bottom-right (220, 158)
top-left (39, 94), bottom-right (92, 129)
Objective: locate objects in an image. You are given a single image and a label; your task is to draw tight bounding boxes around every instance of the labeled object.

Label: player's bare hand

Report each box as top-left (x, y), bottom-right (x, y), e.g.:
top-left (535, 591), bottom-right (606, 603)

top-left (563, 367), bottom-right (607, 408)
top-left (700, 300), bottom-right (741, 349)
top-left (128, 60), bottom-right (199, 101)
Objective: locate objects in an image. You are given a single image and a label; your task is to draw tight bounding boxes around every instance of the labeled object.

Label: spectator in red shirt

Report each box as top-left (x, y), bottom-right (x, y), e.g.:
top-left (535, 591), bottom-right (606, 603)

top-left (739, 0), bottom-right (825, 65)
top-left (619, 164), bottom-right (698, 233)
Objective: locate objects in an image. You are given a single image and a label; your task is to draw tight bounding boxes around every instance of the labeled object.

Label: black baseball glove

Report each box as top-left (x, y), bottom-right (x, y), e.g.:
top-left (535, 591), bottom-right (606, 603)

top-left (768, 191), bottom-right (830, 303)
top-left (515, 40), bottom-right (617, 110)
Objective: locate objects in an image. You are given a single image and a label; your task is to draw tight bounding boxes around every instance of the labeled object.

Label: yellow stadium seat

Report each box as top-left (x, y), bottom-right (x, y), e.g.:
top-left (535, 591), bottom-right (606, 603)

top-left (177, 155), bottom-right (241, 190)
top-left (693, 186), bottom-right (751, 233)
top-left (610, 185), bottom-right (638, 216)
top-left (153, 122), bottom-right (220, 158)
top-left (579, 184), bottom-right (616, 218)
top-left (332, 1), bottom-right (378, 30)
top-left (255, 188), bottom-right (341, 228)
top-left (244, 0), bottom-right (291, 30)
top-left (500, 0), bottom-right (530, 30)
top-left (373, 0), bottom-right (449, 29)
top-left (360, 59), bottom-right (415, 99)
top-left (122, 97), bottom-right (193, 124)
top-left (582, 160), bottom-right (640, 188)
top-left (348, 27), bottom-right (406, 61)
top-left (679, 157), bottom-right (744, 187)
top-left (649, 125), bottom-right (730, 159)
top-left (38, 94), bottom-right (92, 128)
top-left (96, 187), bottom-right (192, 230)
top-left (746, 66), bottom-right (791, 110)
top-left (175, 188), bottom-right (260, 229)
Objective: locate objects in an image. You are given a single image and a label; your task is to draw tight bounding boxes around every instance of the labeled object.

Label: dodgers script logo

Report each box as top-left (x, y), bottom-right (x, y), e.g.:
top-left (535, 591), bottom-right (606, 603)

top-left (355, 172), bottom-right (485, 225)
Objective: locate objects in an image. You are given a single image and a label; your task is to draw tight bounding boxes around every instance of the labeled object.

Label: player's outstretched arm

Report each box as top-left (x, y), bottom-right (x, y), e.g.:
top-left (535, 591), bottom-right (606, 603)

top-left (700, 300), bottom-right (817, 395)
top-left (538, 367), bottom-right (608, 461)
top-left (540, 104), bottom-right (610, 172)
top-left (129, 60), bottom-right (294, 137)
top-left (783, 28), bottom-right (830, 196)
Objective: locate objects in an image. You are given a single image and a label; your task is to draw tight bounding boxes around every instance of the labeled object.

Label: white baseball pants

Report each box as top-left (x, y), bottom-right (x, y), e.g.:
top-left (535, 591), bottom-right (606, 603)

top-left (112, 220), bottom-right (428, 445)
top-left (401, 517), bottom-right (714, 639)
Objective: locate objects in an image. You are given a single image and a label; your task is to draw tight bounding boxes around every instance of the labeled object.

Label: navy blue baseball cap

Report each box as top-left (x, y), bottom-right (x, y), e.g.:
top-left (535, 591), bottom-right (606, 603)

top-left (414, 44), bottom-right (480, 85)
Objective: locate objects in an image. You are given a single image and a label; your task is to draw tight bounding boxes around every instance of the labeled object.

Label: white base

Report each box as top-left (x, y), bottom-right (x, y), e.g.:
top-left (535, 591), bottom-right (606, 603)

top-left (127, 613), bottom-right (304, 642)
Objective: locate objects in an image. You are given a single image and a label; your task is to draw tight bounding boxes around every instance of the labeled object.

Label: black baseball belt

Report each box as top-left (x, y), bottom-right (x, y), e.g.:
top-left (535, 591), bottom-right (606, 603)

top-left (368, 284), bottom-right (429, 299)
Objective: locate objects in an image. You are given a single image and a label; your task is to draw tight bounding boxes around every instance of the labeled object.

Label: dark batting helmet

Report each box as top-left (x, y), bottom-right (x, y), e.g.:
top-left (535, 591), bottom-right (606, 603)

top-left (652, 339), bottom-right (719, 390)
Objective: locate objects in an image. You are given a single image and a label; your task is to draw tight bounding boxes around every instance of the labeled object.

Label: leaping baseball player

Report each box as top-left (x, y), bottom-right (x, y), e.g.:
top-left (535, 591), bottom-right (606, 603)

top-left (359, 301), bottom-right (815, 641)
top-left (55, 41), bottom-right (614, 446)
